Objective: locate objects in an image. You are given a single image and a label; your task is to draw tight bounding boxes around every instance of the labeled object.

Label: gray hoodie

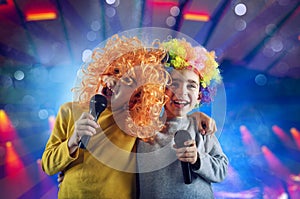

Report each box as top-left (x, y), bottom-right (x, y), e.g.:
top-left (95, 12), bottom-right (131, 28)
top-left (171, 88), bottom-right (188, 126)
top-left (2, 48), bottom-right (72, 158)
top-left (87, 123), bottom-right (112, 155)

top-left (137, 116), bottom-right (228, 199)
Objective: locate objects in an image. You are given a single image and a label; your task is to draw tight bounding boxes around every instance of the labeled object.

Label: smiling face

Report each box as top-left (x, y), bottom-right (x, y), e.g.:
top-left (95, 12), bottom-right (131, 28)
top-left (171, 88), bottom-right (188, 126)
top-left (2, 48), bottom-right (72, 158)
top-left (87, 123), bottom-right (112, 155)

top-left (165, 69), bottom-right (201, 118)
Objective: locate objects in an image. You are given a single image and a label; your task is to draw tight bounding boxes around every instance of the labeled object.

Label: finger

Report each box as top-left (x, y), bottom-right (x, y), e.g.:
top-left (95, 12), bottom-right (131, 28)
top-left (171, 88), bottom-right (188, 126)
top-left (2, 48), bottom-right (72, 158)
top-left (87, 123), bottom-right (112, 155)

top-left (176, 149), bottom-right (188, 159)
top-left (206, 119), bottom-right (213, 134)
top-left (79, 112), bottom-right (95, 120)
top-left (176, 152), bottom-right (186, 159)
top-left (198, 123), bottom-right (205, 135)
top-left (178, 153), bottom-right (194, 159)
top-left (201, 118), bottom-right (214, 135)
top-left (179, 155), bottom-right (196, 160)
top-left (178, 157), bottom-right (197, 164)
top-left (184, 140), bottom-right (195, 146)
top-left (176, 149), bottom-right (195, 158)
top-left (212, 120), bottom-right (217, 134)
top-left (74, 123), bottom-right (97, 140)
top-left (176, 143), bottom-right (196, 153)
top-left (176, 147), bottom-right (187, 154)
top-left (77, 118), bottom-right (99, 129)
top-left (200, 121), bottom-right (209, 135)
top-left (77, 125), bottom-right (97, 136)
top-left (190, 112), bottom-right (204, 134)
top-left (183, 148), bottom-right (197, 155)
top-left (186, 152), bottom-right (197, 158)
top-left (200, 123), bottom-right (207, 135)
top-left (207, 119), bottom-right (217, 135)
top-left (197, 113), bottom-right (207, 135)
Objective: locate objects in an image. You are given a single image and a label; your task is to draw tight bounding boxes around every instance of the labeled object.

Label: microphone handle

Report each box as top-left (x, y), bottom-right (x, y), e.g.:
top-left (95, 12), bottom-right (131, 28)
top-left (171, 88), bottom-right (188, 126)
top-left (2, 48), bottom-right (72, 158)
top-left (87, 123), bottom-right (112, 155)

top-left (78, 135), bottom-right (90, 149)
top-left (78, 112), bottom-right (100, 149)
top-left (181, 162), bottom-right (192, 184)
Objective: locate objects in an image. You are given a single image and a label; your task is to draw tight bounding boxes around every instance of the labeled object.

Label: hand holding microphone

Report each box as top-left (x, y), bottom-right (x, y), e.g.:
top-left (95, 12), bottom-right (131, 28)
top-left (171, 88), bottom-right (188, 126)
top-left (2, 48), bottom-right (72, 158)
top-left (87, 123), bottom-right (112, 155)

top-left (78, 94), bottom-right (107, 149)
top-left (68, 95), bottom-right (107, 152)
top-left (174, 130), bottom-right (197, 184)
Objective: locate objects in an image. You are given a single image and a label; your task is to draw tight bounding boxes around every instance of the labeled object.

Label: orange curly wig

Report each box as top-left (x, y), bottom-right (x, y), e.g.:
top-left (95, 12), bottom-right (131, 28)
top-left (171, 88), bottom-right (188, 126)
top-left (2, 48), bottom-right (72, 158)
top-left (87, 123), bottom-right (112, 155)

top-left (73, 35), bottom-right (171, 139)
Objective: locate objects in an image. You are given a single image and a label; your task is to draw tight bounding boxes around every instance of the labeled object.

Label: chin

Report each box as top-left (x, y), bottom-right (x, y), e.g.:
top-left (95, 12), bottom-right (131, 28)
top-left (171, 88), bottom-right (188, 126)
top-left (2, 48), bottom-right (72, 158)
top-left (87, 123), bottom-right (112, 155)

top-left (111, 100), bottom-right (128, 112)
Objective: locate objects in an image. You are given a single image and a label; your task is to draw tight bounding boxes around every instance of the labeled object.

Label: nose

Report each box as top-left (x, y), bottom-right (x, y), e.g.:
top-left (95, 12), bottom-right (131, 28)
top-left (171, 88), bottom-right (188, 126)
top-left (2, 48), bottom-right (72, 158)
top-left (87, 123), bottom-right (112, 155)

top-left (174, 84), bottom-right (188, 97)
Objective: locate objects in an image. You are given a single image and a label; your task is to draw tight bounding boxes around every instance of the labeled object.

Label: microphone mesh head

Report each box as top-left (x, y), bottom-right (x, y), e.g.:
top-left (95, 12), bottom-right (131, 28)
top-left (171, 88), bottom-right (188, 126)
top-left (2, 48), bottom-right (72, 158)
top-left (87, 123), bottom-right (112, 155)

top-left (90, 94), bottom-right (107, 113)
top-left (174, 130), bottom-right (192, 148)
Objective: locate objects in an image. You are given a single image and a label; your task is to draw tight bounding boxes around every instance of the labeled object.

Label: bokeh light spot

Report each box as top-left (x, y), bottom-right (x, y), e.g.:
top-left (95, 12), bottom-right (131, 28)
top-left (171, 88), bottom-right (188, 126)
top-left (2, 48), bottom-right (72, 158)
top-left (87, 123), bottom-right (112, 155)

top-left (170, 6), bottom-right (180, 17)
top-left (234, 19), bottom-right (247, 31)
top-left (166, 16), bottom-right (176, 27)
top-left (105, 0), bottom-right (116, 5)
top-left (22, 95), bottom-right (36, 105)
top-left (14, 70), bottom-right (25, 80)
top-left (255, 74), bottom-right (267, 86)
top-left (87, 31), bottom-right (97, 41)
top-left (91, 20), bottom-right (101, 31)
top-left (38, 109), bottom-right (49, 120)
top-left (265, 23), bottom-right (277, 35)
top-left (82, 49), bottom-right (93, 63)
top-left (270, 38), bottom-right (283, 52)
top-left (234, 3), bottom-right (247, 16)
top-left (106, 7), bottom-right (116, 17)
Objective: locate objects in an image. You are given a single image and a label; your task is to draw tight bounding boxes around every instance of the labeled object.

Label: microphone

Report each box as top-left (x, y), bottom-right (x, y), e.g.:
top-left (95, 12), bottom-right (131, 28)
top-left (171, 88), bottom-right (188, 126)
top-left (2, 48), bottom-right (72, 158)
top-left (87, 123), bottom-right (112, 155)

top-left (174, 130), bottom-right (193, 184)
top-left (78, 94), bottom-right (107, 149)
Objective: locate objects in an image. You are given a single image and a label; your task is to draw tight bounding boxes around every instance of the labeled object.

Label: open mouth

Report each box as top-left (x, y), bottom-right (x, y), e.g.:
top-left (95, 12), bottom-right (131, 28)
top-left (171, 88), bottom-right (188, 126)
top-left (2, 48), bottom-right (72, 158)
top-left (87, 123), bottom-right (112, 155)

top-left (172, 99), bottom-right (189, 106)
top-left (102, 86), bottom-right (114, 97)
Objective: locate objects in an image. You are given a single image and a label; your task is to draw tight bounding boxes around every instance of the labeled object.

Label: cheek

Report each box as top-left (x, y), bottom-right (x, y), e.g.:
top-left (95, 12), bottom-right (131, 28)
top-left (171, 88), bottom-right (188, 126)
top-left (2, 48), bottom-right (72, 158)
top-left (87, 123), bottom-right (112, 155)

top-left (164, 100), bottom-right (173, 113)
top-left (165, 88), bottom-right (174, 98)
top-left (191, 92), bottom-right (200, 102)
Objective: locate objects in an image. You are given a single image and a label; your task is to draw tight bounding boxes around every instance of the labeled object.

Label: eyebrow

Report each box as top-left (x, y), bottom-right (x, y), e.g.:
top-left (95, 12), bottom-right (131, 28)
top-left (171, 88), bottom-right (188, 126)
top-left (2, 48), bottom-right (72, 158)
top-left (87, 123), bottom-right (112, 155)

top-left (188, 80), bottom-right (198, 85)
top-left (172, 78), bottom-right (198, 85)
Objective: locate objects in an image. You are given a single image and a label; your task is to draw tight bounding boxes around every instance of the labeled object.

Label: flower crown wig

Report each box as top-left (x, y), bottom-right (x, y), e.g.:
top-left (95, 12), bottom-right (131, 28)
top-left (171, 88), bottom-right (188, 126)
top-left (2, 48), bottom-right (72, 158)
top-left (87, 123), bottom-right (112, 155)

top-left (161, 38), bottom-right (221, 103)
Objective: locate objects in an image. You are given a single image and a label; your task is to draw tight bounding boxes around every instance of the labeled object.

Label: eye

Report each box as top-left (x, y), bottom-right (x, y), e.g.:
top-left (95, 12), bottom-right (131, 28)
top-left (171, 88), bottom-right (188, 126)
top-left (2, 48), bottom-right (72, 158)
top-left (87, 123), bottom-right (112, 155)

top-left (121, 74), bottom-right (137, 87)
top-left (187, 83), bottom-right (198, 90)
top-left (171, 82), bottom-right (179, 88)
top-left (168, 82), bottom-right (178, 91)
top-left (121, 76), bottom-right (133, 85)
top-left (114, 68), bottom-right (120, 74)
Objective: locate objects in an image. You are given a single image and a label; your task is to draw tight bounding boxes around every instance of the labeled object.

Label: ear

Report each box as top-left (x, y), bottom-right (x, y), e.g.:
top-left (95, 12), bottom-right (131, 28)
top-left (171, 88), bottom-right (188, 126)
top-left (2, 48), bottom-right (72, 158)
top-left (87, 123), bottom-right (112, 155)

top-left (197, 92), bottom-right (202, 104)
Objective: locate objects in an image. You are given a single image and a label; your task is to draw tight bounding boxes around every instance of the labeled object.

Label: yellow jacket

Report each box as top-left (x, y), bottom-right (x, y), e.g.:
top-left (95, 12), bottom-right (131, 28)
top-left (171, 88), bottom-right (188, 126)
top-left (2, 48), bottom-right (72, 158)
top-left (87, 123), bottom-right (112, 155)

top-left (41, 102), bottom-right (137, 199)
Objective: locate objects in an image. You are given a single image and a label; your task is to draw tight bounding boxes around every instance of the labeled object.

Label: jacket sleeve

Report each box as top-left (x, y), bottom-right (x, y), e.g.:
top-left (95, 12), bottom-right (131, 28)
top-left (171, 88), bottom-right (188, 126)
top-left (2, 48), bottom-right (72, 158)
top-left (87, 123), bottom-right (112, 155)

top-left (192, 134), bottom-right (228, 183)
top-left (41, 102), bottom-right (80, 175)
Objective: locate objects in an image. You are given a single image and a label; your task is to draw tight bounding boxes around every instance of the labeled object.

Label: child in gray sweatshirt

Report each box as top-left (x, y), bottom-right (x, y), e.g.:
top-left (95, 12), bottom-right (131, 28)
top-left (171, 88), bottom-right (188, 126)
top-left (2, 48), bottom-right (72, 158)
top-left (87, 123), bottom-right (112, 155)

top-left (137, 39), bottom-right (228, 199)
